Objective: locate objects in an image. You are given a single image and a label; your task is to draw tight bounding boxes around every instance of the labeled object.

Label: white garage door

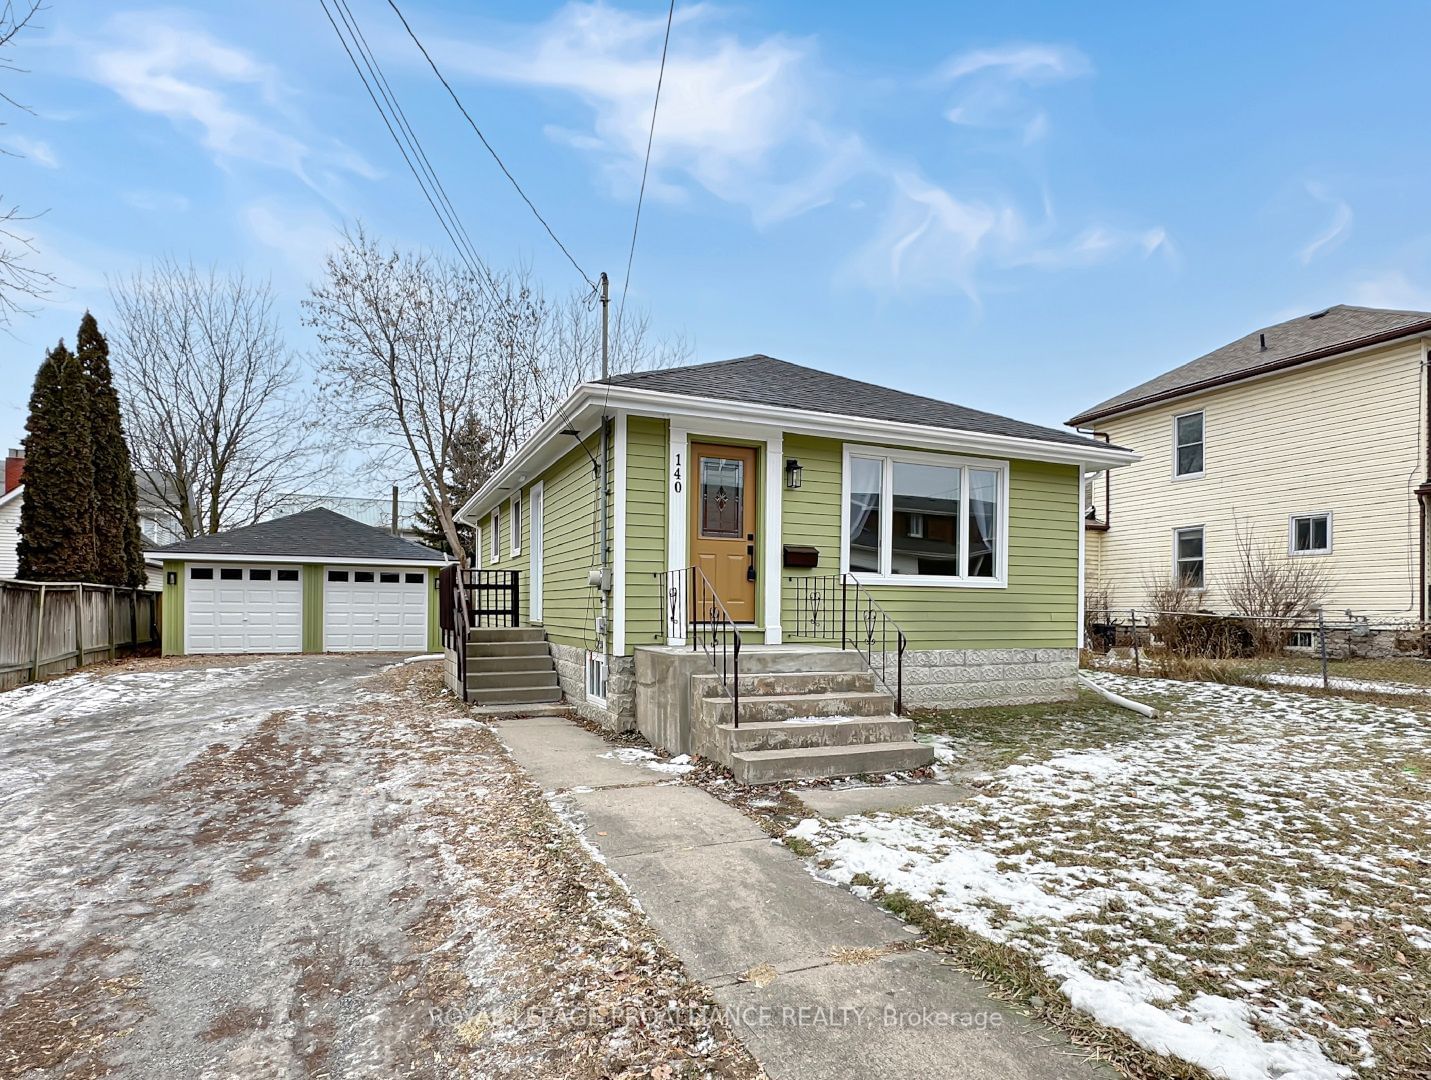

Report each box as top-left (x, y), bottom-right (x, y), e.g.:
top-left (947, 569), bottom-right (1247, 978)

top-left (323, 567), bottom-right (429, 651)
top-left (186, 564), bottom-right (303, 653)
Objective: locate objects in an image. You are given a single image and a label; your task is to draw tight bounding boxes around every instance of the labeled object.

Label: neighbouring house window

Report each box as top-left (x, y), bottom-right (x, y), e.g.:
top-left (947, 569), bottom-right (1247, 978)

top-left (1174, 526), bottom-right (1205, 588)
top-left (1174, 411), bottom-right (1204, 477)
top-left (845, 448), bottom-right (1005, 584)
top-left (511, 494), bottom-right (522, 554)
top-left (1287, 630), bottom-right (1315, 649)
top-left (585, 650), bottom-right (608, 706)
top-left (491, 510), bottom-right (500, 562)
top-left (1290, 512), bottom-right (1332, 555)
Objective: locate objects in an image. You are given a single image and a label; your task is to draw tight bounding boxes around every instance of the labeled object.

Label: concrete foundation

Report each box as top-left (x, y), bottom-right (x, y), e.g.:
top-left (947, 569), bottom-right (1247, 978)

top-left (902, 647), bottom-right (1079, 707)
top-left (549, 640), bottom-right (636, 732)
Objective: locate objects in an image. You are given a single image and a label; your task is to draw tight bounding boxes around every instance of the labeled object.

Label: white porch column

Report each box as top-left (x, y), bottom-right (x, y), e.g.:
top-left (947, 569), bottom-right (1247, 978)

top-left (666, 423), bottom-right (688, 646)
top-left (763, 432), bottom-right (783, 644)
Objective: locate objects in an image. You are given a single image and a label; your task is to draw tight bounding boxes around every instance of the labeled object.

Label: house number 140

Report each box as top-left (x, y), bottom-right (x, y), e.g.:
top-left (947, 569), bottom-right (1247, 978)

top-left (672, 453), bottom-right (682, 493)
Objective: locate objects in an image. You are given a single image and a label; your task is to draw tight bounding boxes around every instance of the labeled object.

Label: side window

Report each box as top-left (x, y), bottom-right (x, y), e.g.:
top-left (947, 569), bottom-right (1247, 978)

top-left (1290, 513), bottom-right (1332, 556)
top-left (1174, 411), bottom-right (1205, 478)
top-left (491, 510), bottom-right (500, 562)
top-left (1175, 526), bottom-right (1205, 588)
top-left (511, 495), bottom-right (522, 554)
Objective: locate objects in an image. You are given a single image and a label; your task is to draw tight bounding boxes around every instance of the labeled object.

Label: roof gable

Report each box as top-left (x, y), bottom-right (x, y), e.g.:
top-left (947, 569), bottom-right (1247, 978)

top-left (603, 354), bottom-right (1107, 449)
top-left (146, 507), bottom-right (447, 562)
top-left (1069, 305), bottom-right (1431, 425)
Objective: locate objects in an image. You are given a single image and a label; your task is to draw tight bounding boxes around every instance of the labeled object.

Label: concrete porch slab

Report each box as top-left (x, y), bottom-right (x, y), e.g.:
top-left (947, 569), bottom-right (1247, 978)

top-left (610, 838), bottom-right (905, 983)
top-left (715, 950), bottom-right (1106, 1080)
top-left (571, 784), bottom-right (767, 858)
top-left (493, 714), bottom-right (663, 791)
top-left (796, 781), bottom-right (971, 818)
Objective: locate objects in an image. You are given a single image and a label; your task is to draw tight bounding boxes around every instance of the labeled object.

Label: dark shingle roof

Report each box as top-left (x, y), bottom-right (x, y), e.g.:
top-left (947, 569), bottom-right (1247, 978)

top-left (1068, 305), bottom-right (1431, 426)
top-left (601, 354), bottom-right (1107, 449)
top-left (147, 508), bottom-right (447, 562)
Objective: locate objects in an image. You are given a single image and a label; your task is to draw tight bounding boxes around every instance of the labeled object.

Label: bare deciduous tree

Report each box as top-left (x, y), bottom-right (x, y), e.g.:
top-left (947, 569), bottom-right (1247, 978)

top-left (0, 2), bottom-right (56, 326)
top-left (304, 227), bottom-right (688, 564)
top-left (109, 258), bottom-right (324, 537)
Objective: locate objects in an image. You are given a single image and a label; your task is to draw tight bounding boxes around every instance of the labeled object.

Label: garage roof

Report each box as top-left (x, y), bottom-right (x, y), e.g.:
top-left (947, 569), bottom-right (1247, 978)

top-left (146, 508), bottom-right (448, 564)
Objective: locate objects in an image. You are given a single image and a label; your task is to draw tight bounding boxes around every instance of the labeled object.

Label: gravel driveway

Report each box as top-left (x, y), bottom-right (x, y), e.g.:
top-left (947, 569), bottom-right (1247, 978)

top-left (0, 656), bottom-right (758, 1080)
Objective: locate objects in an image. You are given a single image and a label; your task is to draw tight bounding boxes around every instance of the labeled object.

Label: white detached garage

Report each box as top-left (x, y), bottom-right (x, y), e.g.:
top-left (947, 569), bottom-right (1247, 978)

top-left (147, 508), bottom-right (449, 656)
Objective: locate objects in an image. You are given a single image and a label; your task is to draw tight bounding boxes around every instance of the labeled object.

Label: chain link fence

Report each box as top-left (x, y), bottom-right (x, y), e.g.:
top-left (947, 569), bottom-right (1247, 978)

top-left (1083, 608), bottom-right (1431, 706)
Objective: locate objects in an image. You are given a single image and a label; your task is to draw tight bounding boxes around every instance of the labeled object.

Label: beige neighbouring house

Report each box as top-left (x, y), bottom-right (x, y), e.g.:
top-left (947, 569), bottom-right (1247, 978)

top-left (1069, 305), bottom-right (1431, 622)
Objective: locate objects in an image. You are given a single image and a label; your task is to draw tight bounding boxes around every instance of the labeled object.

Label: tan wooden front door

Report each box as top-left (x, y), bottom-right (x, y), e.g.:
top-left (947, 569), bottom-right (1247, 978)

top-left (689, 442), bottom-right (758, 623)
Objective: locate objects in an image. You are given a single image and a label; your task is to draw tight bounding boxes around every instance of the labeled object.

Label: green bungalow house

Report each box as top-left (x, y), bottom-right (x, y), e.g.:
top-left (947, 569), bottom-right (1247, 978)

top-left (450, 355), bottom-right (1136, 782)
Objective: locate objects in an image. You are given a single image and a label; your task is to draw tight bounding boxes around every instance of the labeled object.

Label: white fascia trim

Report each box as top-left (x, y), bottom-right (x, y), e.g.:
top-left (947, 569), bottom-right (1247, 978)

top-left (0, 484), bottom-right (21, 508)
top-left (145, 551), bottom-right (450, 567)
top-left (613, 411), bottom-right (628, 655)
top-left (591, 384), bottom-right (1139, 469)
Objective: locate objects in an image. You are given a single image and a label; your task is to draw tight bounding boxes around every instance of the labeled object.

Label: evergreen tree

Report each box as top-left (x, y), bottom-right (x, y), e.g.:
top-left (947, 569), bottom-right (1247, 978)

top-left (412, 490), bottom-right (472, 555)
top-left (17, 341), bottom-right (96, 581)
top-left (77, 312), bottom-right (146, 587)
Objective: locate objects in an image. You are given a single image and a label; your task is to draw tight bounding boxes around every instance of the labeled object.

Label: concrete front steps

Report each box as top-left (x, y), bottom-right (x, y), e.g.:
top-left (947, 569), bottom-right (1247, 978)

top-left (689, 651), bottom-right (933, 783)
top-left (464, 627), bottom-right (562, 706)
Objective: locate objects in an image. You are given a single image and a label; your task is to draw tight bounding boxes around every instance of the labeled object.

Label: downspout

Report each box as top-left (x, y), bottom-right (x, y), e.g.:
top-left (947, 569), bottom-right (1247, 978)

top-left (1420, 341), bottom-right (1431, 621)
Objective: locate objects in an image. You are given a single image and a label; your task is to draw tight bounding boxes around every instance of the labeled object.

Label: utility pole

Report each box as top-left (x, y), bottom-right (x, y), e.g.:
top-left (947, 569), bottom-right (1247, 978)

top-left (598, 272), bottom-right (611, 660)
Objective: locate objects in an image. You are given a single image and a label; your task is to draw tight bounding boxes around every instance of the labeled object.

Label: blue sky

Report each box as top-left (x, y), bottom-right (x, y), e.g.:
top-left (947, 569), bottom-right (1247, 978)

top-left (3, 1), bottom-right (1431, 494)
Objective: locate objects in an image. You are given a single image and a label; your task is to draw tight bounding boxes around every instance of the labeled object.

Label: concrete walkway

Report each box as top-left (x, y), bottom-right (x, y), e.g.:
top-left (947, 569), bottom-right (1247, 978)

top-left (495, 715), bottom-right (1113, 1080)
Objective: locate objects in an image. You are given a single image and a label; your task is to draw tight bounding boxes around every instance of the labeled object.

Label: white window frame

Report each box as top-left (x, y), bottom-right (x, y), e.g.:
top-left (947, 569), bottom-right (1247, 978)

top-left (584, 649), bottom-right (608, 707)
top-left (1288, 511), bottom-right (1333, 557)
top-left (1172, 410), bottom-right (1205, 480)
top-left (510, 493), bottom-right (522, 556)
top-left (490, 509), bottom-right (500, 563)
top-left (1173, 524), bottom-right (1206, 589)
top-left (473, 525), bottom-right (483, 570)
top-left (839, 444), bottom-right (1009, 588)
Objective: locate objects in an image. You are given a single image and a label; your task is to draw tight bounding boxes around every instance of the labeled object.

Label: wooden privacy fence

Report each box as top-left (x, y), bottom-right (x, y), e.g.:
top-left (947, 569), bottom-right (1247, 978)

top-left (0, 580), bottom-right (161, 691)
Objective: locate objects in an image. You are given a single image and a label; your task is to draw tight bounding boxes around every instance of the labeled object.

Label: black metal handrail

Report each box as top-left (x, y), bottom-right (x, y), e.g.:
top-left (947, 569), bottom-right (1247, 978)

top-left (438, 563), bottom-right (473, 701)
top-left (464, 569), bottom-right (521, 628)
top-left (655, 566), bottom-right (743, 726)
top-left (784, 573), bottom-right (907, 714)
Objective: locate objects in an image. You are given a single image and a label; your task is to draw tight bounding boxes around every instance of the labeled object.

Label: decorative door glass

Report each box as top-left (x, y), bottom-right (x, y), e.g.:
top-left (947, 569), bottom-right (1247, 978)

top-left (700, 457), bottom-right (745, 538)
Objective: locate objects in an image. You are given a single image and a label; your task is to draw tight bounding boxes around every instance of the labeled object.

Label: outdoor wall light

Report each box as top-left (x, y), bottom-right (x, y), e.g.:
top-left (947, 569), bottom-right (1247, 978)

top-left (166, 570), bottom-right (177, 586)
top-left (785, 458), bottom-right (803, 490)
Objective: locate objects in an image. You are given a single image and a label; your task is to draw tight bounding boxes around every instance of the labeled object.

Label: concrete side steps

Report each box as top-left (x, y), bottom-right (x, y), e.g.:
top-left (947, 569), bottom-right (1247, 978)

top-left (717, 716), bottom-right (915, 753)
top-left (691, 670), bottom-right (876, 699)
top-left (702, 689), bottom-right (895, 725)
top-left (466, 654), bottom-right (554, 673)
top-left (468, 685), bottom-right (563, 706)
top-left (466, 669), bottom-right (559, 691)
top-left (730, 741), bottom-right (935, 784)
top-left (468, 626), bottom-right (546, 643)
top-left (466, 640), bottom-right (552, 659)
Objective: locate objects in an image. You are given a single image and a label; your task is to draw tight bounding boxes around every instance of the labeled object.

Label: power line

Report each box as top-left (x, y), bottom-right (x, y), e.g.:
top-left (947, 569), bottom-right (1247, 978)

top-left (615, 0), bottom-right (676, 338)
top-left (331, 0), bottom-right (484, 276)
top-left (385, 0), bottom-right (598, 293)
top-left (319, 0), bottom-right (481, 282)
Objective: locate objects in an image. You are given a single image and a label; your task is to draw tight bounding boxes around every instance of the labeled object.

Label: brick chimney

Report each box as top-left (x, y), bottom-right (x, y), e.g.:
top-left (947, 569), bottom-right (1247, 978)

top-left (4, 448), bottom-right (23, 494)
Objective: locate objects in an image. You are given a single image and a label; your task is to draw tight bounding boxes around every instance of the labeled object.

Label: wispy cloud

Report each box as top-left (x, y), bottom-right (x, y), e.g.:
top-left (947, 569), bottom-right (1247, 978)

top-left (428, 1), bottom-right (855, 225)
top-left (936, 43), bottom-right (1091, 142)
top-left (1347, 270), bottom-right (1431, 311)
top-left (244, 201), bottom-right (341, 278)
top-left (1298, 182), bottom-right (1352, 265)
top-left (4, 134), bottom-right (59, 168)
top-left (78, 12), bottom-right (375, 194)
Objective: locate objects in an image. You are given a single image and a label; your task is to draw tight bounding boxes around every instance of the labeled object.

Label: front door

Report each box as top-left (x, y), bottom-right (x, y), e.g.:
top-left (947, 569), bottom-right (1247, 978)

top-left (689, 442), bottom-right (758, 623)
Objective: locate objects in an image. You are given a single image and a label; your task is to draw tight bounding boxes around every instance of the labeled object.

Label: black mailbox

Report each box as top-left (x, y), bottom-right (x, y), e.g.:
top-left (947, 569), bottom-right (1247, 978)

top-left (782, 544), bottom-right (819, 569)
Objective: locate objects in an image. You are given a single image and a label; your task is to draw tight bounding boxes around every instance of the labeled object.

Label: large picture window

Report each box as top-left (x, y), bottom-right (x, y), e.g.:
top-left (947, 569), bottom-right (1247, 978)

top-left (843, 448), bottom-right (1006, 585)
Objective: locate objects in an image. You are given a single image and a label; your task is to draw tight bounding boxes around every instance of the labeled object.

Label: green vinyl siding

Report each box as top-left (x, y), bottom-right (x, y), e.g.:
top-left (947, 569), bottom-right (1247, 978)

top-left (531, 439), bottom-right (602, 650)
top-left (427, 568), bottom-right (441, 651)
top-left (780, 434), bottom-right (1079, 650)
top-left (625, 415), bottom-right (668, 648)
top-left (302, 564), bottom-right (324, 652)
top-left (161, 560), bottom-right (185, 655)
